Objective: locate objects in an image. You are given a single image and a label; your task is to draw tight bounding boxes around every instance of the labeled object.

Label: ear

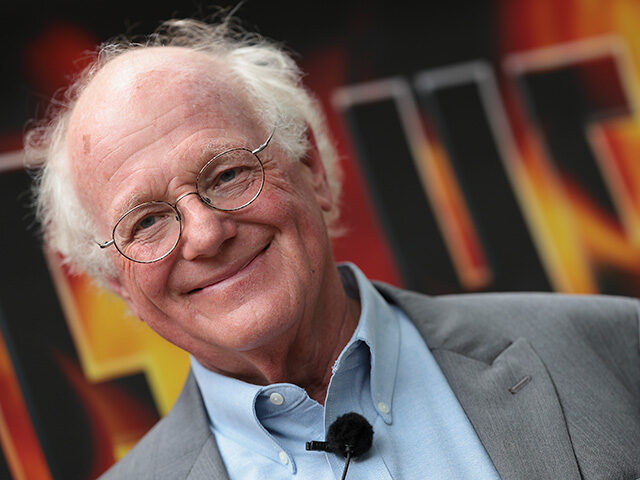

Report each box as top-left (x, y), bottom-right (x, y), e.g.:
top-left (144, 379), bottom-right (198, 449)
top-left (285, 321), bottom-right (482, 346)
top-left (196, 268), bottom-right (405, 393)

top-left (301, 129), bottom-right (333, 212)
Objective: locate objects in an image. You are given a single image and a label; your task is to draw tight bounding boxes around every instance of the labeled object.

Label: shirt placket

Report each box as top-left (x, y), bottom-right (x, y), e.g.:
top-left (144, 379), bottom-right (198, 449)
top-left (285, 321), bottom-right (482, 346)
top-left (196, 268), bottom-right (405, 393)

top-left (324, 344), bottom-right (393, 480)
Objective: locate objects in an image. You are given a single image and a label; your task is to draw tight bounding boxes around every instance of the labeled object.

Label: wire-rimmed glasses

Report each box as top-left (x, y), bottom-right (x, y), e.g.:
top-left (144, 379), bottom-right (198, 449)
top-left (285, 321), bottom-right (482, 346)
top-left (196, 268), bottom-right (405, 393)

top-left (97, 128), bottom-right (275, 263)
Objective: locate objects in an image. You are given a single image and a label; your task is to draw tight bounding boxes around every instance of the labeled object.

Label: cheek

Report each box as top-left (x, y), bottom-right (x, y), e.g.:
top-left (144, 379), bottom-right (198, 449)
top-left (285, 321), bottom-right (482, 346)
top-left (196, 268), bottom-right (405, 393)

top-left (257, 184), bottom-right (332, 277)
top-left (118, 259), bottom-right (174, 309)
top-left (258, 167), bottom-right (323, 224)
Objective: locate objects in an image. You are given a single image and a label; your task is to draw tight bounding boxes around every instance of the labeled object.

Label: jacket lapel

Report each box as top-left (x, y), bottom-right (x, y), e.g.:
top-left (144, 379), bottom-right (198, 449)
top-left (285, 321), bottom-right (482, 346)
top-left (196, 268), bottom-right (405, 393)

top-left (174, 283), bottom-right (585, 479)
top-left (376, 283), bottom-right (581, 480)
top-left (155, 373), bottom-right (230, 480)
top-left (186, 436), bottom-right (229, 480)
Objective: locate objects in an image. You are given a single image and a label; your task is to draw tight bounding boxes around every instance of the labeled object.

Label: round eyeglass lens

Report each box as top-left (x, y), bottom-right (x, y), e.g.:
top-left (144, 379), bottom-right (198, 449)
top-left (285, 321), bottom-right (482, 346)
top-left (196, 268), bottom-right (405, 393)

top-left (197, 148), bottom-right (264, 211)
top-left (113, 202), bottom-right (181, 263)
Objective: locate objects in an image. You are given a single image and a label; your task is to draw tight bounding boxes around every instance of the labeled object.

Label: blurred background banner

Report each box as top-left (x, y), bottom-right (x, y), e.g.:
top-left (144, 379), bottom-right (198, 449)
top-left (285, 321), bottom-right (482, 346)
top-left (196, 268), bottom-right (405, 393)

top-left (2, 0), bottom-right (640, 478)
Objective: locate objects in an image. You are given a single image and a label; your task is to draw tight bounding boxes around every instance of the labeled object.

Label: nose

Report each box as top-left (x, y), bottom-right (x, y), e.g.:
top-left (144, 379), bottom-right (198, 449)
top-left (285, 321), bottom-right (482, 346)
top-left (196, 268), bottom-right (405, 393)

top-left (176, 193), bottom-right (238, 261)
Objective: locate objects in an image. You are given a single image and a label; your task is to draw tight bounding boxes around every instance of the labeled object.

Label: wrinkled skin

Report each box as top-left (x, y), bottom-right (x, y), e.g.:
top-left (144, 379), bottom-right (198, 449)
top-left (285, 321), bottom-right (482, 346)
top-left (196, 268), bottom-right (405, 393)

top-left (67, 47), bottom-right (360, 402)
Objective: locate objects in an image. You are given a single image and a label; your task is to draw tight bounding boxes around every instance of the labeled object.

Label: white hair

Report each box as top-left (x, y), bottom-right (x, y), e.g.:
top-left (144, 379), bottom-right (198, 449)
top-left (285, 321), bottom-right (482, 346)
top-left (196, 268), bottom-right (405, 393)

top-left (25, 17), bottom-right (342, 282)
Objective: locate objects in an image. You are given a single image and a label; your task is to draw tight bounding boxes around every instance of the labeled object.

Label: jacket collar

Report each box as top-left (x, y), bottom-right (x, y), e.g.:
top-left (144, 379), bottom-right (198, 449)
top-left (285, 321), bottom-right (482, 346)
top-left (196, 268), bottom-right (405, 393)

top-left (143, 372), bottom-right (229, 479)
top-left (162, 283), bottom-right (584, 480)
top-left (375, 283), bottom-right (581, 480)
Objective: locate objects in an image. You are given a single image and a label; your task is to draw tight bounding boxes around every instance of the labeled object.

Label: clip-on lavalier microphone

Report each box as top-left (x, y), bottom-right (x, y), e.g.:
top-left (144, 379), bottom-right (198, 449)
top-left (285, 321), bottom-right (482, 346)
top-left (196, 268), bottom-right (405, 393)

top-left (306, 412), bottom-right (373, 480)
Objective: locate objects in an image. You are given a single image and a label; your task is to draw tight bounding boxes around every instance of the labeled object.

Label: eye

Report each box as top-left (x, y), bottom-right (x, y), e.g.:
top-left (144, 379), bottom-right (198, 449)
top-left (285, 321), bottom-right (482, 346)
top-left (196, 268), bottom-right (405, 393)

top-left (138, 215), bottom-right (157, 230)
top-left (219, 168), bottom-right (238, 183)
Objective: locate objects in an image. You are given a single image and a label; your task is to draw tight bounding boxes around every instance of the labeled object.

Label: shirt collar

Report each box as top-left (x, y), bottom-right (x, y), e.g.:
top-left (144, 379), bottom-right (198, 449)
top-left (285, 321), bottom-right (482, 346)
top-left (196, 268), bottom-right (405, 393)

top-left (190, 262), bottom-right (401, 467)
top-left (337, 263), bottom-right (400, 424)
top-left (190, 359), bottom-right (296, 470)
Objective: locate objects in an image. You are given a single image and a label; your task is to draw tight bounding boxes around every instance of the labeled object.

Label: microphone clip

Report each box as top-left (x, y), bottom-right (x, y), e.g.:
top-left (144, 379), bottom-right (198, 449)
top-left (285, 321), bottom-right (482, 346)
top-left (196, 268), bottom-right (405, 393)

top-left (305, 440), bottom-right (330, 451)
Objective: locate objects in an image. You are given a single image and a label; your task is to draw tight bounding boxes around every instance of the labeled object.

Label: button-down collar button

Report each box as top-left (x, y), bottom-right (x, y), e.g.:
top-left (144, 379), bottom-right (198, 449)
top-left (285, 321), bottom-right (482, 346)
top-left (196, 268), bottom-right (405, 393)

top-left (279, 451), bottom-right (289, 465)
top-left (270, 392), bottom-right (284, 405)
top-left (377, 401), bottom-right (390, 414)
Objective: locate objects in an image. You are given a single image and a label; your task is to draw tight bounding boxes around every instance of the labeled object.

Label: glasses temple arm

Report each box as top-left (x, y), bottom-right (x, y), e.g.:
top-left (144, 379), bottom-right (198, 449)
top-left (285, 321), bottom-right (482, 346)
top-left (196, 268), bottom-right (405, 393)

top-left (97, 239), bottom-right (114, 249)
top-left (252, 126), bottom-right (276, 154)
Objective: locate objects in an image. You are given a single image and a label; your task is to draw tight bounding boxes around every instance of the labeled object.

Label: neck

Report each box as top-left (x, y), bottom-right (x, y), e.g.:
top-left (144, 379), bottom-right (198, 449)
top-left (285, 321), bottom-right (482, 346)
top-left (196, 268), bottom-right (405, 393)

top-left (284, 294), bottom-right (360, 403)
top-left (196, 265), bottom-right (361, 404)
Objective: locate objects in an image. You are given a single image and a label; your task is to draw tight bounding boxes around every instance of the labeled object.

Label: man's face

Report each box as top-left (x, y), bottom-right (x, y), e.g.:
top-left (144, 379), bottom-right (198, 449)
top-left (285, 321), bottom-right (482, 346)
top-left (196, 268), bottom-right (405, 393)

top-left (68, 49), bottom-right (335, 369)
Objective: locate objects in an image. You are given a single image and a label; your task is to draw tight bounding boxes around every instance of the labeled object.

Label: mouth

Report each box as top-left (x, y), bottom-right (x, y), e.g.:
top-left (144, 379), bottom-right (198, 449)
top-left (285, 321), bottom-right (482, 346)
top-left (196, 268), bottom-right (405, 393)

top-left (187, 243), bottom-right (270, 295)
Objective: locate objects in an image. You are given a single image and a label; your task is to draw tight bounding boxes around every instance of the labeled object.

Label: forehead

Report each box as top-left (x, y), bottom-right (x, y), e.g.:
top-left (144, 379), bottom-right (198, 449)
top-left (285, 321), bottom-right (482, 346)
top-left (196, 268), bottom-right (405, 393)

top-left (69, 47), bottom-right (252, 143)
top-left (67, 48), bottom-right (262, 224)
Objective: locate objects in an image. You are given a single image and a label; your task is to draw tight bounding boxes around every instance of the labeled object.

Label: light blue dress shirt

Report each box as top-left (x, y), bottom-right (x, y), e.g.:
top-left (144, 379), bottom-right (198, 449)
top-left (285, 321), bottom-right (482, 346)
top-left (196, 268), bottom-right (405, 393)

top-left (191, 263), bottom-right (502, 479)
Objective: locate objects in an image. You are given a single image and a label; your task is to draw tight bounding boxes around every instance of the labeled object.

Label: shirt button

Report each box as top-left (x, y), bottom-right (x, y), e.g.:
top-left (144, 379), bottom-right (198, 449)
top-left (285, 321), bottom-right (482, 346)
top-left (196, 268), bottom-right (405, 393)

top-left (377, 401), bottom-right (390, 414)
top-left (270, 392), bottom-right (285, 405)
top-left (279, 451), bottom-right (289, 465)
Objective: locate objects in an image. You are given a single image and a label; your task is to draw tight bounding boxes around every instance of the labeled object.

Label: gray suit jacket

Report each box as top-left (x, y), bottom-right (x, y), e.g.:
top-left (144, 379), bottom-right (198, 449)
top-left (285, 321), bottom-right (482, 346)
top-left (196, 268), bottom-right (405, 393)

top-left (101, 285), bottom-right (640, 479)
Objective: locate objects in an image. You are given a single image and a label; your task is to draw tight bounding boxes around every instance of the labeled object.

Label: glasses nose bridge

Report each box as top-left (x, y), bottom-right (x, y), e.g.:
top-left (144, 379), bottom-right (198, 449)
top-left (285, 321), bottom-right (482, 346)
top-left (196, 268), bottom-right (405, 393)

top-left (172, 190), bottom-right (219, 225)
top-left (173, 190), bottom-right (199, 210)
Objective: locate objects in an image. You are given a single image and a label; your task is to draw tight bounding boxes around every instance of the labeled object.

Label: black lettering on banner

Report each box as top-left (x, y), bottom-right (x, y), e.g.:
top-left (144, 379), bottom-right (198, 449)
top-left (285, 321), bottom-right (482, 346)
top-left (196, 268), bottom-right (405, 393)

top-left (510, 47), bottom-right (626, 216)
top-left (0, 447), bottom-right (10, 480)
top-left (505, 37), bottom-right (639, 294)
top-left (334, 79), bottom-right (461, 294)
top-left (414, 62), bottom-right (551, 292)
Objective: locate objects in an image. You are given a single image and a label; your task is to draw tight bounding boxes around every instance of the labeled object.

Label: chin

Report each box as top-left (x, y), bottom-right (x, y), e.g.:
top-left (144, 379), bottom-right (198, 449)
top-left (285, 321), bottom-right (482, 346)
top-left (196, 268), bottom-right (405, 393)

top-left (187, 289), bottom-right (299, 351)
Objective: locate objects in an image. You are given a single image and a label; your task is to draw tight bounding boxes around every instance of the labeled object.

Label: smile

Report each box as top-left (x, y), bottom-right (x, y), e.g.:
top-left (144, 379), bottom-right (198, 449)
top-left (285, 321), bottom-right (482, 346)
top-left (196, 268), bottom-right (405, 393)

top-left (187, 243), bottom-right (270, 294)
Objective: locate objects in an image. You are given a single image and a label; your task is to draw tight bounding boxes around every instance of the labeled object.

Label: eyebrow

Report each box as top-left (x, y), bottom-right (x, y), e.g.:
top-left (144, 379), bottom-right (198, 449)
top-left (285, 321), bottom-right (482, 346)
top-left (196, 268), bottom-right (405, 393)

top-left (200, 139), bottom-right (245, 158)
top-left (112, 138), bottom-right (254, 218)
top-left (115, 191), bottom-right (157, 220)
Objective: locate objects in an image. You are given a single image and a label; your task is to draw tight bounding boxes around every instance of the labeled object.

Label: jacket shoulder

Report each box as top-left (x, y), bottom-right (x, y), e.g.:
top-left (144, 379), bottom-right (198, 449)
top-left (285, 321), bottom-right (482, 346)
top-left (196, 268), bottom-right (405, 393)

top-left (439, 291), bottom-right (638, 330)
top-left (377, 283), bottom-right (640, 340)
top-left (377, 283), bottom-right (640, 394)
top-left (99, 373), bottom-right (215, 479)
top-left (100, 412), bottom-right (170, 479)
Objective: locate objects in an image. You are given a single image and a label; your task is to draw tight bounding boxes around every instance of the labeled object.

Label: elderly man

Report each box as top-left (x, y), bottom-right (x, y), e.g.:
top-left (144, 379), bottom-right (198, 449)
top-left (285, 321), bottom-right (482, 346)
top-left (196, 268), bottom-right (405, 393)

top-left (26, 17), bottom-right (640, 480)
